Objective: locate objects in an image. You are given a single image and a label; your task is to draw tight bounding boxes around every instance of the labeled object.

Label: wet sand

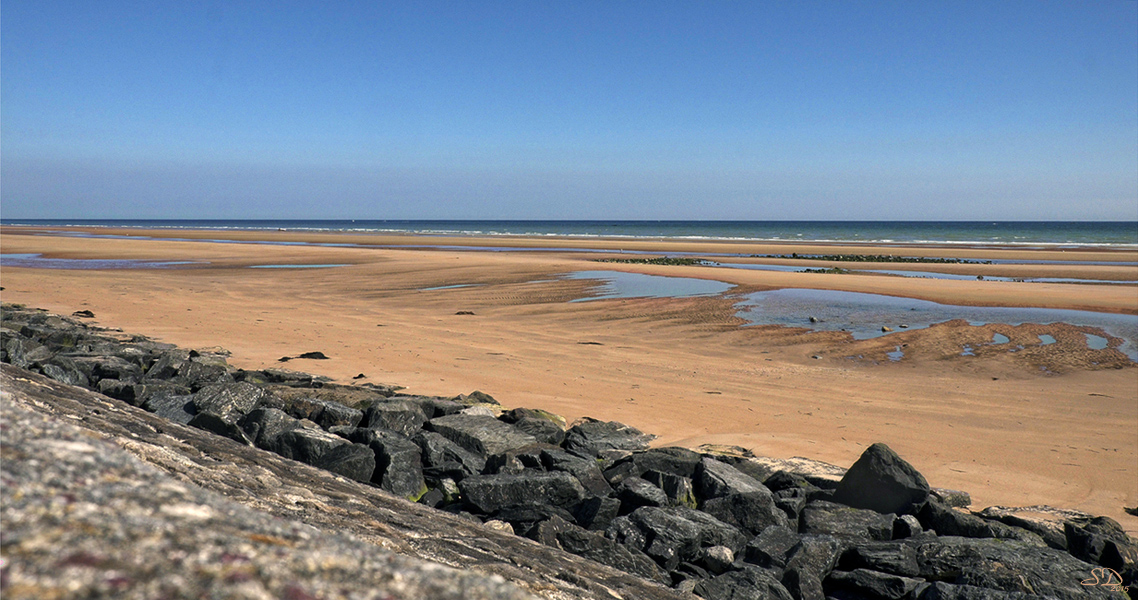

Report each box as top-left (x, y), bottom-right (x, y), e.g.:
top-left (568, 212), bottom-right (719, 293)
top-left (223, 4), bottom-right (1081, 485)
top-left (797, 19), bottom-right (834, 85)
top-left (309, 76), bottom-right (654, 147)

top-left (2, 226), bottom-right (1136, 533)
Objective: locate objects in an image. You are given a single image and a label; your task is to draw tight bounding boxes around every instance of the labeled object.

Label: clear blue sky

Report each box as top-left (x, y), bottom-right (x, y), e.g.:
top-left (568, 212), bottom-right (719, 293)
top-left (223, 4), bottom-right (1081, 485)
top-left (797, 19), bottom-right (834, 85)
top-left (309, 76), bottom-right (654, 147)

top-left (2, 1), bottom-right (1136, 220)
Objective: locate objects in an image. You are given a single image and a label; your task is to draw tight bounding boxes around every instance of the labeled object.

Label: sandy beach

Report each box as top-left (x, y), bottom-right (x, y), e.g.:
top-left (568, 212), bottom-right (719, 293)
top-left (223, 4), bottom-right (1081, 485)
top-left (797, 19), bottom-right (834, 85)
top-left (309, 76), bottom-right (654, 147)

top-left (2, 225), bottom-right (1136, 533)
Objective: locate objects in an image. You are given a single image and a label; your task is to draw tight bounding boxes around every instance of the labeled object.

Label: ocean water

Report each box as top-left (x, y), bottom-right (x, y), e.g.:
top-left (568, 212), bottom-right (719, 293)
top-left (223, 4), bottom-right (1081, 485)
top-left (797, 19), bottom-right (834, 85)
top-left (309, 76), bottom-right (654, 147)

top-left (3, 219), bottom-right (1136, 248)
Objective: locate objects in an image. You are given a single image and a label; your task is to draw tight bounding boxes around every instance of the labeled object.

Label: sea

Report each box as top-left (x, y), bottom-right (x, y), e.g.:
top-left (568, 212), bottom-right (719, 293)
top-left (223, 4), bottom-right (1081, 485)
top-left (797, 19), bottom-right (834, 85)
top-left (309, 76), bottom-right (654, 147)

top-left (2, 219), bottom-right (1137, 248)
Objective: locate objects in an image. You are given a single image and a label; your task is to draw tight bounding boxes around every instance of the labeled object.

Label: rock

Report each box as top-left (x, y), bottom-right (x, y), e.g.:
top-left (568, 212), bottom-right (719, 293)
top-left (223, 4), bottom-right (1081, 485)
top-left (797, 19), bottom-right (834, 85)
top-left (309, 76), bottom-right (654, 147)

top-left (452, 390), bottom-right (499, 406)
top-left (142, 390), bottom-right (196, 425)
top-left (239, 407), bottom-right (302, 449)
top-left (192, 382), bottom-right (265, 421)
top-left (743, 524), bottom-right (800, 570)
top-left (458, 472), bottom-right (586, 514)
top-left (622, 506), bottom-right (703, 571)
top-left (693, 566), bottom-right (795, 600)
top-left (893, 514), bottom-right (924, 539)
top-left (73, 355), bottom-right (144, 384)
top-left (931, 488), bottom-right (972, 508)
top-left (176, 358), bottom-right (234, 390)
top-left (781, 535), bottom-right (843, 600)
top-left (882, 326), bottom-right (894, 332)
top-left (512, 417), bottom-right (566, 445)
top-left (824, 568), bottom-right (924, 600)
top-left (695, 456), bottom-right (769, 498)
top-left (574, 495), bottom-right (621, 530)
top-left (297, 351), bottom-right (329, 359)
top-left (496, 503), bottom-right (577, 535)
top-left (461, 405), bottom-right (500, 418)
top-left (673, 506), bottom-right (749, 555)
top-left (500, 407), bottom-right (567, 429)
top-left (563, 418), bottom-right (655, 458)
top-left (914, 536), bottom-right (1122, 599)
top-left (975, 506), bottom-right (1072, 550)
top-left (918, 500), bottom-right (1047, 544)
top-left (347, 427), bottom-right (427, 499)
top-left (801, 500), bottom-right (895, 541)
top-left (702, 489), bottom-right (790, 535)
top-left (38, 360), bottom-right (90, 388)
top-left (359, 398), bottom-right (427, 437)
top-left (832, 443), bottom-right (930, 515)
top-left (312, 442), bottom-right (376, 483)
top-left (838, 541), bottom-right (921, 577)
top-left (144, 349), bottom-right (190, 380)
top-left (701, 545), bottom-right (735, 575)
top-left (773, 487), bottom-right (809, 525)
top-left (540, 448), bottom-right (612, 496)
top-left (71, 310), bottom-right (96, 318)
top-left (554, 520), bottom-right (670, 584)
top-left (402, 395), bottom-right (467, 418)
top-left (1065, 516), bottom-right (1138, 574)
top-left (412, 431), bottom-right (486, 481)
top-left (269, 428), bottom-right (351, 465)
top-left (603, 447), bottom-right (704, 486)
top-left (427, 413), bottom-right (538, 457)
top-left (643, 470), bottom-right (697, 508)
top-left (917, 581), bottom-right (1040, 600)
top-left (617, 477), bottom-right (669, 511)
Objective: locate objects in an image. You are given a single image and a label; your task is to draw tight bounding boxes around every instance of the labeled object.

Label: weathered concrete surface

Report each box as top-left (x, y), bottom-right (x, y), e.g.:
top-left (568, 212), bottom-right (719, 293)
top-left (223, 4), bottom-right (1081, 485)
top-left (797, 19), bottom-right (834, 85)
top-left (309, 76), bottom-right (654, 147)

top-left (0, 364), bottom-right (692, 600)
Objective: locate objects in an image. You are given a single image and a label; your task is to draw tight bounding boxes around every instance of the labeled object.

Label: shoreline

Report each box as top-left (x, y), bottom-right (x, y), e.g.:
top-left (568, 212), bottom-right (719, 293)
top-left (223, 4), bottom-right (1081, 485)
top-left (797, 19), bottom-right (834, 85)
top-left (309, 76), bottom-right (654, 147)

top-left (1, 225), bottom-right (1136, 532)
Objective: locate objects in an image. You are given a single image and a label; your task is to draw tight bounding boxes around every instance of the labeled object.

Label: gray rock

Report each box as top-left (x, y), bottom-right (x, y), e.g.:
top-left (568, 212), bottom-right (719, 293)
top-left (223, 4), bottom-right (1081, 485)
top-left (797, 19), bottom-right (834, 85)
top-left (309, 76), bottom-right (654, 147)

top-left (142, 390), bottom-right (197, 424)
top-left (824, 568), bottom-right (925, 600)
top-left (176, 358), bottom-right (234, 390)
top-left (563, 418), bottom-right (655, 458)
top-left (838, 541), bottom-right (921, 577)
top-left (312, 442), bottom-right (376, 483)
top-left (575, 495), bottom-right (621, 530)
top-left (363, 400), bottom-right (427, 437)
top-left (975, 505), bottom-right (1070, 550)
top-left (347, 427), bottom-right (427, 499)
top-left (744, 524), bottom-right (800, 570)
top-left (428, 413), bottom-right (538, 457)
top-left (701, 545), bottom-right (735, 575)
top-left (801, 500), bottom-right (895, 541)
top-left (413, 430), bottom-right (487, 481)
top-left (781, 534), bottom-right (844, 600)
top-left (239, 407), bottom-right (302, 449)
top-left (603, 447), bottom-right (703, 486)
top-left (673, 506), bottom-right (750, 555)
top-left (617, 477), bottom-right (669, 511)
top-left (624, 506), bottom-right (702, 571)
top-left (1065, 516), bottom-right (1138, 574)
top-left (458, 471), bottom-right (587, 514)
top-left (832, 443), bottom-right (930, 516)
top-left (144, 348), bottom-right (189, 380)
top-left (694, 566), bottom-right (795, 600)
top-left (192, 382), bottom-right (265, 421)
top-left (695, 456), bottom-right (769, 499)
top-left (554, 521), bottom-right (671, 584)
top-left (702, 489), bottom-right (790, 535)
top-left (540, 448), bottom-right (612, 496)
top-left (915, 535), bottom-right (1120, 599)
top-left (269, 428), bottom-right (351, 465)
top-left (643, 470), bottom-right (697, 508)
top-left (512, 416), bottom-right (567, 445)
top-left (917, 581), bottom-right (1046, 600)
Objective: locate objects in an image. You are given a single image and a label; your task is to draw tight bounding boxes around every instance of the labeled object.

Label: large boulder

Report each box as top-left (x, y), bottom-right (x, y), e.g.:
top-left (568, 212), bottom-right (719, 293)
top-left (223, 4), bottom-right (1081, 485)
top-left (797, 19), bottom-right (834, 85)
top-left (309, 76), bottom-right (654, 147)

top-left (427, 414), bottom-right (537, 457)
top-left (552, 519), bottom-right (670, 584)
top-left (914, 536), bottom-right (1122, 600)
top-left (619, 507), bottom-right (703, 571)
top-left (563, 418), bottom-right (655, 458)
top-left (832, 443), bottom-right (930, 515)
top-left (801, 500), bottom-right (895, 541)
top-left (412, 431), bottom-right (487, 481)
top-left (458, 472), bottom-right (586, 514)
top-left (837, 541), bottom-right (921, 577)
top-left (1064, 516), bottom-right (1138, 576)
top-left (540, 448), bottom-right (612, 496)
top-left (743, 524), bottom-right (800, 570)
top-left (824, 568), bottom-right (925, 600)
top-left (616, 477), bottom-right (669, 512)
top-left (312, 442), bottom-right (376, 483)
top-left (702, 489), bottom-right (789, 535)
top-left (269, 428), bottom-right (351, 465)
top-left (363, 400), bottom-right (427, 437)
top-left (603, 447), bottom-right (703, 486)
top-left (191, 382), bottom-right (264, 421)
top-left (142, 391), bottom-right (196, 425)
top-left (693, 567), bottom-right (795, 600)
top-left (695, 456), bottom-right (769, 498)
top-left (346, 427), bottom-right (427, 499)
top-left (239, 407), bottom-right (301, 449)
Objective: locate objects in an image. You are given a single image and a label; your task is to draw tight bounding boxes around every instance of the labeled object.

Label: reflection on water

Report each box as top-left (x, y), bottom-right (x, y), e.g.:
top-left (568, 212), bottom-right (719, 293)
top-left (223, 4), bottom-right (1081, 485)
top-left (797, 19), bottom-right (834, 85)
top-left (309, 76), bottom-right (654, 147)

top-left (248, 264), bottom-right (348, 269)
top-left (992, 333), bottom-right (1010, 344)
top-left (1085, 334), bottom-right (1109, 350)
top-left (735, 288), bottom-right (1138, 361)
top-left (1038, 334), bottom-right (1057, 345)
top-left (567, 271), bottom-right (735, 302)
top-left (0, 253), bottom-right (199, 270)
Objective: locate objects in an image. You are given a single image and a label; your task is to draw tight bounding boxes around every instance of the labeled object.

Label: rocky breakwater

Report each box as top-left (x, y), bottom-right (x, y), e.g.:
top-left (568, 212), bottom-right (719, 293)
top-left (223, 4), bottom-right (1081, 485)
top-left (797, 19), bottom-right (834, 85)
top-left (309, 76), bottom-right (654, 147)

top-left (2, 303), bottom-right (1136, 600)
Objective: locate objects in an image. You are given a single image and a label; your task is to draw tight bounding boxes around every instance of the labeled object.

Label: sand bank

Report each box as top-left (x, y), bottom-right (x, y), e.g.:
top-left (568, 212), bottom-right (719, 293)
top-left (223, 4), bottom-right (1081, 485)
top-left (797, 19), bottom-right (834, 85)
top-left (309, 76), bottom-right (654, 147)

top-left (2, 226), bottom-right (1136, 532)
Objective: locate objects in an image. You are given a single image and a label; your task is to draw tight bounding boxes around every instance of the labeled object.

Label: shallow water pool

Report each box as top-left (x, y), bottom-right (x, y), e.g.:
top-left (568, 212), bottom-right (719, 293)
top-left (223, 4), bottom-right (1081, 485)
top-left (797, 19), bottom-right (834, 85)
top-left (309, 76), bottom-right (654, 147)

top-left (567, 271), bottom-right (735, 302)
top-left (735, 288), bottom-right (1138, 361)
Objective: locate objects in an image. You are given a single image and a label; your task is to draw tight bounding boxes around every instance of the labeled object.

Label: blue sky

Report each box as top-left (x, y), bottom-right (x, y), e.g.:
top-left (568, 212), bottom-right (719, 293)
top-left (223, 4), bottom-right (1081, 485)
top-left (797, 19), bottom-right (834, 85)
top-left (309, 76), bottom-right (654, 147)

top-left (2, 1), bottom-right (1136, 220)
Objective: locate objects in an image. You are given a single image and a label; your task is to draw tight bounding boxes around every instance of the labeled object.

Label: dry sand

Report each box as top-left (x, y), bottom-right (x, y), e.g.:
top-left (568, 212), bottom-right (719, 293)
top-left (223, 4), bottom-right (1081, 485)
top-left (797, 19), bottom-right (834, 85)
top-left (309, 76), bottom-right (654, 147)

top-left (2, 226), bottom-right (1136, 533)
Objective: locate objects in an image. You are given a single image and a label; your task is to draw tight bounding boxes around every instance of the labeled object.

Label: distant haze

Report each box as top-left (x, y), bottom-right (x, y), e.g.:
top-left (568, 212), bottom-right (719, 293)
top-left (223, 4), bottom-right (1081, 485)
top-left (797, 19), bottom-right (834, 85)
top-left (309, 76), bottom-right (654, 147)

top-left (2, 2), bottom-right (1136, 220)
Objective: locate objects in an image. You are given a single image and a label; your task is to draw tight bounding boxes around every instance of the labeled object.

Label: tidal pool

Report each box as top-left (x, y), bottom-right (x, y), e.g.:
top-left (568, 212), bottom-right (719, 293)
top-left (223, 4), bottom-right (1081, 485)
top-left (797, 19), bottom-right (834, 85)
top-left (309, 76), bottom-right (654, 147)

top-left (567, 271), bottom-right (735, 302)
top-left (0, 253), bottom-right (199, 270)
top-left (248, 264), bottom-right (349, 269)
top-left (735, 288), bottom-right (1138, 361)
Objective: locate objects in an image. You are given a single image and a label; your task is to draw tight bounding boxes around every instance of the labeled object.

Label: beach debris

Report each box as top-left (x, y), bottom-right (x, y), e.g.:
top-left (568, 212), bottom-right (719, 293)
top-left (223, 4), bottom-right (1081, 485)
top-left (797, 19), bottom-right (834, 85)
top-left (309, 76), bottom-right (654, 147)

top-left (455, 310), bottom-right (475, 315)
top-left (297, 351), bottom-right (329, 359)
top-left (808, 316), bottom-right (820, 322)
top-left (352, 373), bottom-right (366, 379)
top-left (881, 326), bottom-right (893, 332)
top-left (72, 309), bottom-right (95, 318)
